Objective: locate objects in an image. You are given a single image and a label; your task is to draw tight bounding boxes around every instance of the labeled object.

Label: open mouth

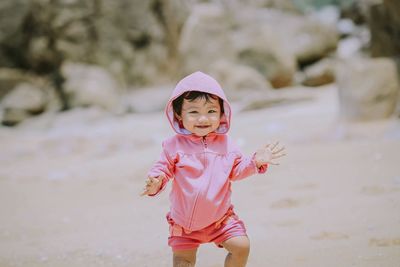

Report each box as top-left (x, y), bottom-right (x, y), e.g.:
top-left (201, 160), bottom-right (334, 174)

top-left (195, 125), bottom-right (211, 129)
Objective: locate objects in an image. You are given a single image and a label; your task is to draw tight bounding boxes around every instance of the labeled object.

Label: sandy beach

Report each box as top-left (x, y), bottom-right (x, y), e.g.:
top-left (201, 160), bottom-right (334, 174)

top-left (1, 85), bottom-right (399, 267)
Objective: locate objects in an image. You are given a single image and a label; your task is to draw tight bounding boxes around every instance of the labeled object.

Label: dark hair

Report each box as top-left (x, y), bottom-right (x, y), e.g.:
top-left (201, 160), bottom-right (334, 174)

top-left (172, 91), bottom-right (224, 116)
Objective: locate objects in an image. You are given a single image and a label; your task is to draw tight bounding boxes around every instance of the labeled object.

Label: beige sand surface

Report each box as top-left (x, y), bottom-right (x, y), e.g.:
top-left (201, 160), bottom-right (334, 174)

top-left (1, 86), bottom-right (399, 266)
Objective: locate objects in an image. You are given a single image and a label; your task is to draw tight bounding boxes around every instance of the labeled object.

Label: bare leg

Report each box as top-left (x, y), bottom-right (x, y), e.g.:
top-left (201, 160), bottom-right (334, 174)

top-left (173, 248), bottom-right (197, 267)
top-left (222, 236), bottom-right (250, 267)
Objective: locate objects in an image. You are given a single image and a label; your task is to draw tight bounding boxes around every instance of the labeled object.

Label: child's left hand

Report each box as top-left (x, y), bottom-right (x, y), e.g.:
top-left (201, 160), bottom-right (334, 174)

top-left (255, 141), bottom-right (286, 168)
top-left (140, 175), bottom-right (165, 196)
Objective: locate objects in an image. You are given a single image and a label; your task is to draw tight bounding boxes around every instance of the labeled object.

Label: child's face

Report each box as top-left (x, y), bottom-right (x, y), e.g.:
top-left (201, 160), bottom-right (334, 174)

top-left (177, 97), bottom-right (221, 137)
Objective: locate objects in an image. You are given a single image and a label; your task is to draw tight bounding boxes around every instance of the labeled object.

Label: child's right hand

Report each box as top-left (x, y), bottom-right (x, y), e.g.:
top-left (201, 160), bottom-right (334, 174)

top-left (140, 174), bottom-right (165, 196)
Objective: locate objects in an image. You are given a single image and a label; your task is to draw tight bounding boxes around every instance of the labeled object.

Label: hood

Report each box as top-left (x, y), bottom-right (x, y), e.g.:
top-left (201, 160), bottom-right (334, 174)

top-left (165, 71), bottom-right (231, 135)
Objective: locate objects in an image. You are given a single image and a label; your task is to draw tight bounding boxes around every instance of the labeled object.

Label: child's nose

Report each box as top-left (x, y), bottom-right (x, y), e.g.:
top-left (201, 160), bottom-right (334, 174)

top-left (198, 115), bottom-right (208, 122)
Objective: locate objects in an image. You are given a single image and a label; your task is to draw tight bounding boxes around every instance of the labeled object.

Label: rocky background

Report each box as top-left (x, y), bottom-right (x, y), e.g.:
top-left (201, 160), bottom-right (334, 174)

top-left (0, 0), bottom-right (399, 125)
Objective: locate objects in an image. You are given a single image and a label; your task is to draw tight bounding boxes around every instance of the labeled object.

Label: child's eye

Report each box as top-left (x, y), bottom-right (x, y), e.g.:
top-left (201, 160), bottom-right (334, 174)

top-left (208, 110), bottom-right (217, 113)
top-left (189, 111), bottom-right (198, 114)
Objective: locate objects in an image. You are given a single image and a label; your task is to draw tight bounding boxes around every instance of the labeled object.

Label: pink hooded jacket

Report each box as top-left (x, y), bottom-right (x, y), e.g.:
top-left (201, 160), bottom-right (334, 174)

top-left (148, 71), bottom-right (267, 231)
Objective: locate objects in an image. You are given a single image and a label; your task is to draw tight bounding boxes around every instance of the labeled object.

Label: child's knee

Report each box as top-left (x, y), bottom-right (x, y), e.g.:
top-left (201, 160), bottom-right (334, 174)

top-left (232, 243), bottom-right (250, 258)
top-left (173, 249), bottom-right (197, 266)
top-left (224, 236), bottom-right (250, 256)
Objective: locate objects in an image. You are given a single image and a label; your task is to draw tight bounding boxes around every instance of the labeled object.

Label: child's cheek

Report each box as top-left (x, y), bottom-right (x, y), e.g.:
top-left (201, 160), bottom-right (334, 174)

top-left (185, 116), bottom-right (196, 123)
top-left (210, 116), bottom-right (220, 122)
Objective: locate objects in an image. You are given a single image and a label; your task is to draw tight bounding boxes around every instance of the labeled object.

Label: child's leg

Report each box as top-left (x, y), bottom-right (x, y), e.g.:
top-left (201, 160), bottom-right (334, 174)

top-left (221, 236), bottom-right (250, 267)
top-left (173, 248), bottom-right (197, 267)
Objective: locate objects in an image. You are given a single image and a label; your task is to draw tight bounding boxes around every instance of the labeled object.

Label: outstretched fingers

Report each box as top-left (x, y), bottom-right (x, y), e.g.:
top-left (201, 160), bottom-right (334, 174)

top-left (264, 141), bottom-right (287, 164)
top-left (140, 187), bottom-right (149, 196)
top-left (270, 141), bottom-right (279, 150)
top-left (140, 181), bottom-right (153, 196)
top-left (268, 161), bottom-right (280, 165)
top-left (273, 146), bottom-right (285, 154)
top-left (271, 154), bottom-right (286, 162)
top-left (272, 147), bottom-right (286, 159)
top-left (140, 176), bottom-right (161, 196)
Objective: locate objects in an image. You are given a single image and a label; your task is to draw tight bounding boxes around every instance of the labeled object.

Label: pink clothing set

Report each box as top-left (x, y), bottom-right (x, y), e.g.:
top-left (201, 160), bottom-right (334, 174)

top-left (148, 71), bottom-right (267, 250)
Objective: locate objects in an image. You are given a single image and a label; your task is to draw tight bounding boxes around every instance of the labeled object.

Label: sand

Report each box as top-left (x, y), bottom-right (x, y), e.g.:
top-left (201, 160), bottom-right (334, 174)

top-left (0, 85), bottom-right (399, 267)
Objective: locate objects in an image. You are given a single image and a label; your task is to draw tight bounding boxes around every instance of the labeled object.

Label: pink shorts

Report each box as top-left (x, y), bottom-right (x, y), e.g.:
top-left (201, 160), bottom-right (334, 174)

top-left (166, 208), bottom-right (247, 251)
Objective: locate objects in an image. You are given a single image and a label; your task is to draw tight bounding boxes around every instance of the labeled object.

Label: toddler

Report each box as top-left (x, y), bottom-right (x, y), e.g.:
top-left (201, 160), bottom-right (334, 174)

top-left (141, 71), bottom-right (285, 267)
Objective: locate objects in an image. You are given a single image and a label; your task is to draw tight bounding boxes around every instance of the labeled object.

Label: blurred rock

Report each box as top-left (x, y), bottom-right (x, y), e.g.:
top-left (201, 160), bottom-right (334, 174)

top-left (0, 0), bottom-right (189, 86)
top-left (208, 60), bottom-right (271, 101)
top-left (339, 0), bottom-right (370, 25)
top-left (238, 86), bottom-right (314, 112)
top-left (337, 18), bottom-right (356, 37)
top-left (232, 22), bottom-right (296, 88)
top-left (180, 3), bottom-right (339, 88)
top-left (368, 0), bottom-right (400, 64)
top-left (0, 0), bottom-right (30, 68)
top-left (336, 37), bottom-right (363, 59)
top-left (179, 4), bottom-right (297, 88)
top-left (1, 83), bottom-right (47, 126)
top-left (336, 57), bottom-right (399, 121)
top-left (125, 86), bottom-right (171, 113)
top-left (1, 108), bottom-right (29, 126)
top-left (61, 62), bottom-right (122, 112)
top-left (0, 68), bottom-right (38, 99)
top-left (238, 8), bottom-right (338, 80)
top-left (287, 13), bottom-right (338, 66)
top-left (0, 0), bottom-right (344, 92)
top-left (178, 3), bottom-right (236, 74)
top-left (302, 58), bottom-right (336, 87)
top-left (1, 83), bottom-right (46, 113)
top-left (311, 5), bottom-right (340, 28)
top-left (224, 0), bottom-right (299, 12)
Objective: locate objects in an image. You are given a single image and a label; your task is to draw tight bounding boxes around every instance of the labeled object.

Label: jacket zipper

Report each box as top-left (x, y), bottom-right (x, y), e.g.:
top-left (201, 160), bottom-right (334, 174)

top-left (202, 136), bottom-right (208, 148)
top-left (188, 136), bottom-right (208, 229)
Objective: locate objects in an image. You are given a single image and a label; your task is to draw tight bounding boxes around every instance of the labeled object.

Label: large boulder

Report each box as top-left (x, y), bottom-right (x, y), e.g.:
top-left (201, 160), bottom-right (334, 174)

top-left (232, 6), bottom-right (339, 65)
top-left (336, 57), bottom-right (399, 121)
top-left (178, 3), bottom-right (236, 74)
top-left (283, 11), bottom-right (339, 65)
top-left (0, 68), bottom-right (38, 99)
top-left (1, 83), bottom-right (47, 126)
top-left (368, 0), bottom-right (400, 62)
top-left (231, 23), bottom-right (296, 88)
top-left (0, 0), bottom-right (189, 86)
top-left (233, 7), bottom-right (338, 85)
top-left (208, 60), bottom-right (271, 101)
top-left (0, 0), bottom-right (30, 68)
top-left (61, 62), bottom-right (121, 112)
top-left (179, 4), bottom-right (296, 88)
top-left (179, 3), bottom-right (338, 88)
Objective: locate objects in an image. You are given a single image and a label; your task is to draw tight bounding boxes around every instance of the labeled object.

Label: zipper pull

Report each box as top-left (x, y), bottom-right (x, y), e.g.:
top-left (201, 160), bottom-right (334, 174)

top-left (202, 137), bottom-right (207, 148)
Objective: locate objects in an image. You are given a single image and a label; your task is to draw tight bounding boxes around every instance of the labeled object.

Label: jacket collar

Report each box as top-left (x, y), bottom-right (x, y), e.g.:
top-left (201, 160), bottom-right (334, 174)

top-left (180, 131), bottom-right (220, 142)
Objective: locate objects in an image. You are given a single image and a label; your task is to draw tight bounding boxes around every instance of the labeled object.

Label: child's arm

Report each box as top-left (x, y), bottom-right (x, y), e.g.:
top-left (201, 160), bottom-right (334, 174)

top-left (230, 141), bottom-right (285, 181)
top-left (141, 142), bottom-right (175, 196)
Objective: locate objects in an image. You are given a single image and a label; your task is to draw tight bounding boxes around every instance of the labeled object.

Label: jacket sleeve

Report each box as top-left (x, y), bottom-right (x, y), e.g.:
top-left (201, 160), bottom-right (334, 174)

top-left (146, 142), bottom-right (176, 196)
top-left (229, 152), bottom-right (268, 181)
